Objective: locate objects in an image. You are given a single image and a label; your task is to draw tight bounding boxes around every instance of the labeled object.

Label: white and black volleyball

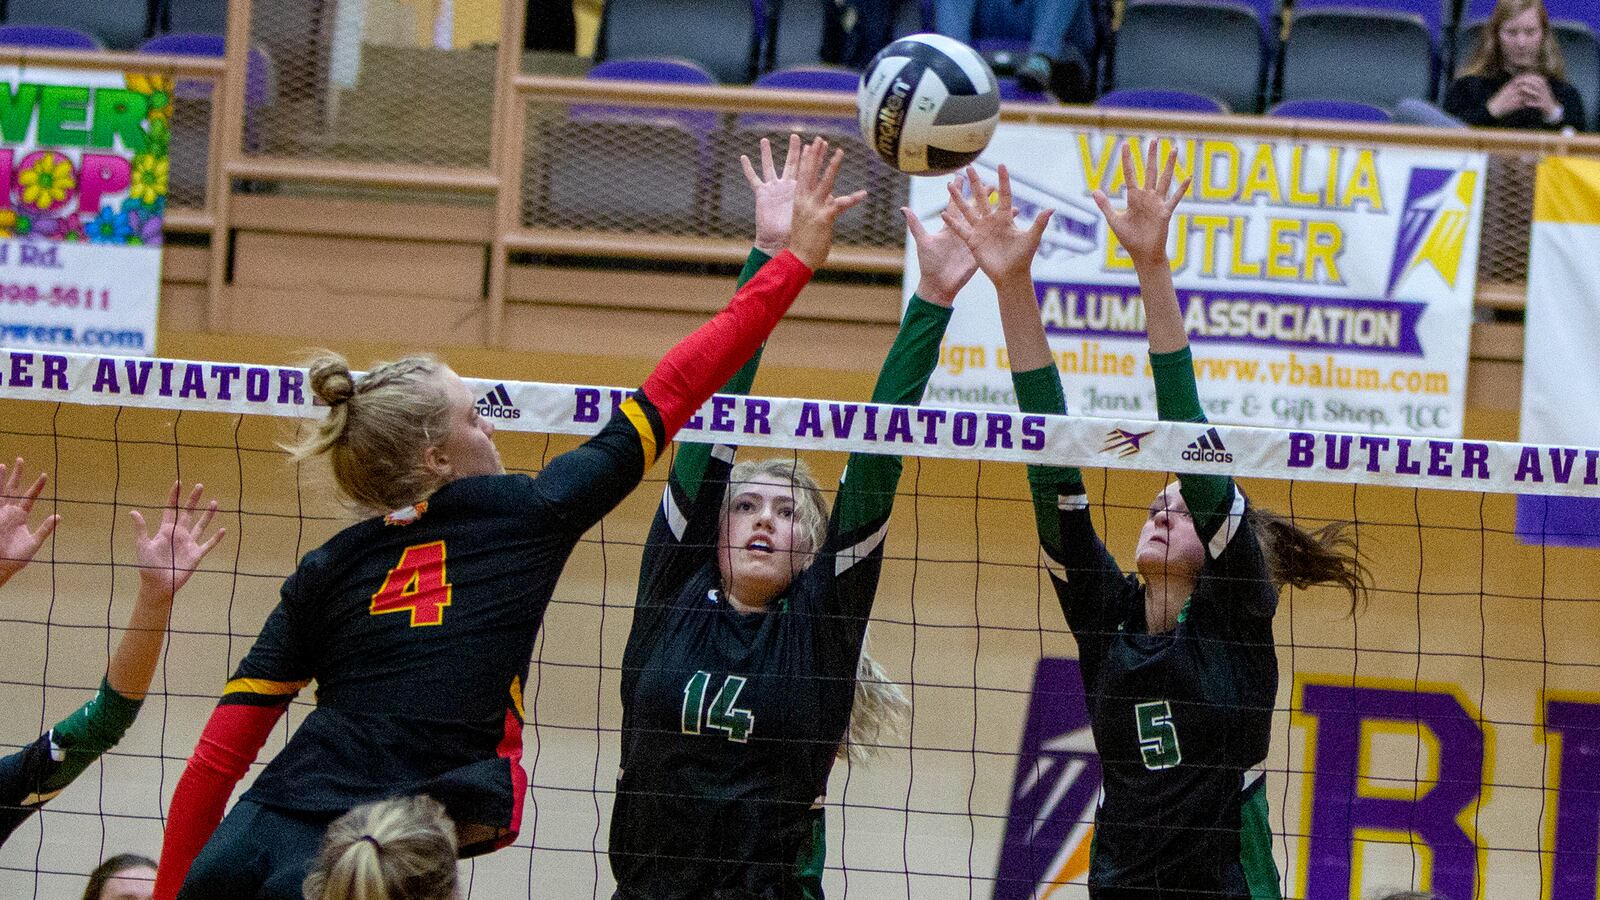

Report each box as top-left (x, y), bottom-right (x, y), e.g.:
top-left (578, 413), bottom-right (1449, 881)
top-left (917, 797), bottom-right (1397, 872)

top-left (858, 34), bottom-right (1000, 176)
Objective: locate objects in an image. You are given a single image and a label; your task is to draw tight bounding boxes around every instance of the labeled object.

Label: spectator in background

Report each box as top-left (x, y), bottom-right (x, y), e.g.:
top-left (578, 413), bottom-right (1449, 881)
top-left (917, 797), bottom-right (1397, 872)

top-left (1445, 0), bottom-right (1585, 130)
top-left (82, 854), bottom-right (157, 900)
top-left (525, 0), bottom-right (577, 52)
top-left (935, 0), bottom-right (1095, 99)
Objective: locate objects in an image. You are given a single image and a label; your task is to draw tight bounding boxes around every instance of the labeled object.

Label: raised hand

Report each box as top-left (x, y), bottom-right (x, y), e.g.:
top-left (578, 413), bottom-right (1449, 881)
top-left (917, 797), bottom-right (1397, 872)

top-left (131, 481), bottom-right (225, 599)
top-left (901, 187), bottom-right (977, 307)
top-left (0, 458), bottom-right (59, 586)
top-left (942, 164), bottom-right (1052, 285)
top-left (787, 136), bottom-right (868, 271)
top-left (1091, 141), bottom-right (1190, 268)
top-left (742, 134), bottom-right (801, 255)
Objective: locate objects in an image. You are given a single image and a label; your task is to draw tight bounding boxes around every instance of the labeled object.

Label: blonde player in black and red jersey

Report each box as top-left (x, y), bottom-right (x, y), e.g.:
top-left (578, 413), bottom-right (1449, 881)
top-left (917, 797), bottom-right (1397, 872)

top-left (609, 135), bottom-right (978, 898)
top-left (152, 137), bottom-right (866, 900)
top-left (948, 147), bottom-right (1370, 898)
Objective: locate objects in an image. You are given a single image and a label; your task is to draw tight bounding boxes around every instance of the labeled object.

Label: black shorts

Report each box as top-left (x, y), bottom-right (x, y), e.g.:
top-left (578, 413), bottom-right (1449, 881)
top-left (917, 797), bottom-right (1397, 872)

top-left (178, 799), bottom-right (336, 900)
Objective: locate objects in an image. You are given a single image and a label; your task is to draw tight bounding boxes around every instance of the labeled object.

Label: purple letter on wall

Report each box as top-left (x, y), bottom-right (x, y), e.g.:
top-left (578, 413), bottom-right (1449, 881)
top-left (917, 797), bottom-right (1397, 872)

top-left (1545, 698), bottom-right (1600, 900)
top-left (994, 658), bottom-right (1103, 899)
top-left (1300, 683), bottom-right (1485, 900)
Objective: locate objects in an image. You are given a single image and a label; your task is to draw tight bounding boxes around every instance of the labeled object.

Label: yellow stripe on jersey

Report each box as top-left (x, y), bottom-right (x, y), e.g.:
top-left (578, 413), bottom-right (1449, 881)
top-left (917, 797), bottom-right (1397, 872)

top-left (620, 397), bottom-right (659, 466)
top-left (224, 677), bottom-right (310, 697)
top-left (509, 675), bottom-right (526, 721)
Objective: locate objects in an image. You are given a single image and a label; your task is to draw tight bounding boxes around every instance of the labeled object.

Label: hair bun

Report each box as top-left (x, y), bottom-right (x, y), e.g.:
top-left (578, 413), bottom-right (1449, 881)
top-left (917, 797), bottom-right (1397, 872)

top-left (308, 356), bottom-right (356, 408)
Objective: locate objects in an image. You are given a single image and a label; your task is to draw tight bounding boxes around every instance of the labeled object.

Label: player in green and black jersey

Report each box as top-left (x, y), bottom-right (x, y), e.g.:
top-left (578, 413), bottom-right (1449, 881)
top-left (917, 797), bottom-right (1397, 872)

top-left (608, 136), bottom-right (978, 899)
top-left (0, 465), bottom-right (223, 847)
top-left (946, 147), bottom-right (1369, 898)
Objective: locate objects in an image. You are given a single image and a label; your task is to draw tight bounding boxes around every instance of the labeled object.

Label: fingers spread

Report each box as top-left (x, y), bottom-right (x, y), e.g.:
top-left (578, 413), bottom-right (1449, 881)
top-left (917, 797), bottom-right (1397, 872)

top-left (129, 508), bottom-right (149, 542)
top-left (1164, 177), bottom-right (1193, 215)
top-left (818, 147), bottom-right (846, 198)
top-left (31, 514), bottom-right (58, 545)
top-left (833, 189), bottom-right (867, 212)
top-left (194, 500), bottom-right (218, 538)
top-left (902, 206), bottom-right (928, 241)
top-left (781, 133), bottom-right (801, 180)
top-left (1029, 208), bottom-right (1054, 239)
top-left (1091, 189), bottom-right (1115, 220)
top-left (741, 154), bottom-right (761, 191)
top-left (759, 137), bottom-right (777, 182)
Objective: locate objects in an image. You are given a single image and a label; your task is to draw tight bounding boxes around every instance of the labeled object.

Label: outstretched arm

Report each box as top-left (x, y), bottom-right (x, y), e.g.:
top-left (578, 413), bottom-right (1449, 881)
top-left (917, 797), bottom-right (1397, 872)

top-left (669, 134), bottom-right (802, 501)
top-left (945, 164), bottom-right (1128, 653)
top-left (827, 183), bottom-right (976, 620)
top-left (1091, 141), bottom-right (1233, 533)
top-left (532, 137), bottom-right (867, 535)
top-left (0, 459), bottom-right (59, 590)
top-left (942, 165), bottom-right (1085, 551)
top-left (0, 484), bottom-right (223, 849)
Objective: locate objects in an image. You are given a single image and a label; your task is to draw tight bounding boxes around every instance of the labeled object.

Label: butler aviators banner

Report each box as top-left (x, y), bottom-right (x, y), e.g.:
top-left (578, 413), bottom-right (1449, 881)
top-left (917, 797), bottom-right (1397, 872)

top-left (908, 130), bottom-right (1485, 437)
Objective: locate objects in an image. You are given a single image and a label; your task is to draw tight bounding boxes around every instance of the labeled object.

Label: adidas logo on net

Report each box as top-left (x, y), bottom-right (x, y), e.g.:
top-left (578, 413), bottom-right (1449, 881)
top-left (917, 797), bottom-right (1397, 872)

top-left (476, 384), bottom-right (521, 420)
top-left (1182, 428), bottom-right (1233, 464)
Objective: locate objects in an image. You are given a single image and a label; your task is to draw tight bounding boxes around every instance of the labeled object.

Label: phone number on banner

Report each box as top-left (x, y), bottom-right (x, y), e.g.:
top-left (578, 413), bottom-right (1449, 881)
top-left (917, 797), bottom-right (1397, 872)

top-left (0, 282), bottom-right (112, 310)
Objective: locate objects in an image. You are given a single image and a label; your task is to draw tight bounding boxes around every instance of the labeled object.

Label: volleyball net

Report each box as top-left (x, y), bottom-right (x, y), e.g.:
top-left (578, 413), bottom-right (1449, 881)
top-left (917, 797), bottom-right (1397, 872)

top-left (2, 348), bottom-right (1598, 899)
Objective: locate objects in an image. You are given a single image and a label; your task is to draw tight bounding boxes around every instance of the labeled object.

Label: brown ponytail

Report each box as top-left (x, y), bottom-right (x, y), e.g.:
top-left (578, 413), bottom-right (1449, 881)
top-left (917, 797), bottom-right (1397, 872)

top-left (1247, 508), bottom-right (1371, 615)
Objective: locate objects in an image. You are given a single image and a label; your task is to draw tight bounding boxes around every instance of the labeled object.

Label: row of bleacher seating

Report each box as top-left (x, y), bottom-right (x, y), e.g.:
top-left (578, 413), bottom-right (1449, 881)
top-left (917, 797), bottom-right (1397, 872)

top-left (594, 0), bottom-right (1598, 125)
top-left (527, 57), bottom-right (1451, 248)
top-left (0, 0), bottom-right (226, 51)
top-left (1114, 0), bottom-right (1597, 122)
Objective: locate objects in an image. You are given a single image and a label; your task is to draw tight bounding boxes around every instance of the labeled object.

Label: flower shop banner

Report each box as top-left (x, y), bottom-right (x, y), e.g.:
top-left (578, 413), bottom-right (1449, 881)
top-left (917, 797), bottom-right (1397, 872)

top-left (0, 67), bottom-right (169, 355)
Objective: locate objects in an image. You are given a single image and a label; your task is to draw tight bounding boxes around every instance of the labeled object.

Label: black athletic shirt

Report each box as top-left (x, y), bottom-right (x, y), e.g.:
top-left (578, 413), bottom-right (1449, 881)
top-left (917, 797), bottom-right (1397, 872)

top-left (231, 400), bottom-right (667, 832)
top-left (609, 251), bottom-right (952, 899)
top-left (1013, 350), bottom-right (1281, 899)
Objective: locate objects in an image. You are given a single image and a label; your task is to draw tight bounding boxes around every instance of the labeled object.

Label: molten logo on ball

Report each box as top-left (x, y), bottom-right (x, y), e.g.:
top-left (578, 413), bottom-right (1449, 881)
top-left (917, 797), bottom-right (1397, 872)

top-left (858, 34), bottom-right (1000, 176)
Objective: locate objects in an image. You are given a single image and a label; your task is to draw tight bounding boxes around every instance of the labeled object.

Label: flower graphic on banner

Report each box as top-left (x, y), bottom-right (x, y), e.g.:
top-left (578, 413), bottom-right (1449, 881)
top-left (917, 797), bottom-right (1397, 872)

top-left (126, 72), bottom-right (174, 125)
top-left (129, 153), bottom-right (168, 206)
top-left (0, 209), bottom-right (31, 238)
top-left (18, 153), bottom-right (76, 212)
top-left (87, 206), bottom-right (134, 244)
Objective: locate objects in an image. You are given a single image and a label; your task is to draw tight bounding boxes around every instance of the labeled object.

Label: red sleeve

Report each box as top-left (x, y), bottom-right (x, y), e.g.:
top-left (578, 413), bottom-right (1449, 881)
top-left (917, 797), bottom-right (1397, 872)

top-left (640, 249), bottom-right (812, 438)
top-left (153, 702), bottom-right (285, 900)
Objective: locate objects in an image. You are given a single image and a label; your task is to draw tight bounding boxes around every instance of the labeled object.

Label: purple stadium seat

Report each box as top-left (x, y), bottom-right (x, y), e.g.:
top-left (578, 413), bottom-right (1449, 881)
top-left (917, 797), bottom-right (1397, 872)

top-left (3, 0), bottom-right (148, 50)
top-left (1096, 87), bottom-right (1229, 113)
top-left (164, 0), bottom-right (230, 35)
top-left (1269, 98), bottom-right (1395, 122)
top-left (1294, 0), bottom-right (1448, 43)
top-left (998, 77), bottom-right (1050, 103)
top-left (599, 0), bottom-right (761, 83)
top-left (140, 33), bottom-right (274, 110)
top-left (717, 66), bottom-right (879, 244)
top-left (579, 57), bottom-right (720, 134)
top-left (0, 24), bottom-right (102, 50)
top-left (744, 66), bottom-right (858, 129)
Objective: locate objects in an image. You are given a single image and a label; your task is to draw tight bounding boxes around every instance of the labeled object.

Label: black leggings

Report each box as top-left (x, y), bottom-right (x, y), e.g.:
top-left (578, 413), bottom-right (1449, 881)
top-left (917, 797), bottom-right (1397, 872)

top-left (177, 799), bottom-right (335, 900)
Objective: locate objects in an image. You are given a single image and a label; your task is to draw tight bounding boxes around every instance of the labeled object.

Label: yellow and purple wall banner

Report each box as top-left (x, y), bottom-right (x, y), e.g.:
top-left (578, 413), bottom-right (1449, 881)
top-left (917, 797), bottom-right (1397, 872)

top-left (0, 67), bottom-right (171, 355)
top-left (908, 130), bottom-right (1486, 437)
top-left (1519, 157), bottom-right (1600, 547)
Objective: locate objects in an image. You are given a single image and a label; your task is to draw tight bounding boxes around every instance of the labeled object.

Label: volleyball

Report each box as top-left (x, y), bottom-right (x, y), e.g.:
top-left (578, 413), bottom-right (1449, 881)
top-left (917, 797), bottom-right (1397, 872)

top-left (857, 33), bottom-right (1001, 176)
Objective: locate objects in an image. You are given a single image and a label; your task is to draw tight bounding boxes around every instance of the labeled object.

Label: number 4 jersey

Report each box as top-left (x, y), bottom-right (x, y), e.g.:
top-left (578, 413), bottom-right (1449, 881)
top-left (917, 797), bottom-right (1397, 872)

top-left (220, 400), bottom-right (667, 845)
